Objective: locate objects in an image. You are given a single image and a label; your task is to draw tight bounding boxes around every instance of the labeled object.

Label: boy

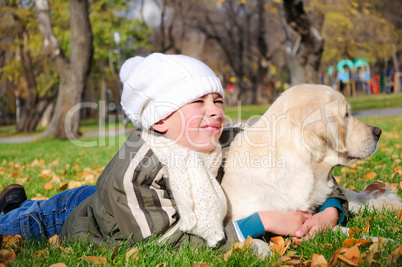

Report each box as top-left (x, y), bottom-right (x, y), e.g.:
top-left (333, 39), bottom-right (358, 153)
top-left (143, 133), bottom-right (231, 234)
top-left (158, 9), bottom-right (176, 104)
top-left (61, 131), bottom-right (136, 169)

top-left (0, 53), bottom-right (347, 253)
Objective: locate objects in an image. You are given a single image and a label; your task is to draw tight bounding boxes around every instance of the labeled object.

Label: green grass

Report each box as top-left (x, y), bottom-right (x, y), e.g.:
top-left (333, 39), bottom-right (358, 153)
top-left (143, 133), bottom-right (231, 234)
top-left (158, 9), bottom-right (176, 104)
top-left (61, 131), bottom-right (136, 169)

top-left (346, 93), bottom-right (402, 111)
top-left (0, 118), bottom-right (135, 139)
top-left (0, 116), bottom-right (401, 266)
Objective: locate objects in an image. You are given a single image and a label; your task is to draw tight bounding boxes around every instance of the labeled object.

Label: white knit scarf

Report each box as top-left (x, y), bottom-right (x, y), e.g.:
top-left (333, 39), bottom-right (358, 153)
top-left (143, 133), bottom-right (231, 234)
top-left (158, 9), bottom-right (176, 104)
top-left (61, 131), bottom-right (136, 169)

top-left (141, 129), bottom-right (227, 247)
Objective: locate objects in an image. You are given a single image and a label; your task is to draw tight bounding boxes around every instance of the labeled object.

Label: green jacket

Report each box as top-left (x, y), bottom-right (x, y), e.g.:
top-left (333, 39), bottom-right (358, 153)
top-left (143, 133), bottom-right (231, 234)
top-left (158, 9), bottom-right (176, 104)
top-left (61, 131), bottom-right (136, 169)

top-left (61, 128), bottom-right (348, 249)
top-left (60, 130), bottom-right (238, 250)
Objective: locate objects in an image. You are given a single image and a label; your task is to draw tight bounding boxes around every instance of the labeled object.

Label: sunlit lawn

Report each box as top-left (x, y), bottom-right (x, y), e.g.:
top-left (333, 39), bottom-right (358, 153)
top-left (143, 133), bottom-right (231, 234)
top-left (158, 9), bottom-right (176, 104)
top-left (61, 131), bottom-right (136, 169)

top-left (0, 114), bottom-right (401, 266)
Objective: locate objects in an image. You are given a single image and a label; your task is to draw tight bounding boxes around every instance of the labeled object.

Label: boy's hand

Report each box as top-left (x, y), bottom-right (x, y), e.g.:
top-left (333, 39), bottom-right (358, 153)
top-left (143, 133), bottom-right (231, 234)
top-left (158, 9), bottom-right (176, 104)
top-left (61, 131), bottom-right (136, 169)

top-left (258, 210), bottom-right (312, 236)
top-left (294, 207), bottom-right (338, 240)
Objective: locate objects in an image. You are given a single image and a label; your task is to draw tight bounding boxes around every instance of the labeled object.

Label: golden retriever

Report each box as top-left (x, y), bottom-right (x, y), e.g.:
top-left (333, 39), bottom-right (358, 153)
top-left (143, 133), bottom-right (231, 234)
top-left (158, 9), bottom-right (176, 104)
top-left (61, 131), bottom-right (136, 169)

top-left (221, 84), bottom-right (400, 221)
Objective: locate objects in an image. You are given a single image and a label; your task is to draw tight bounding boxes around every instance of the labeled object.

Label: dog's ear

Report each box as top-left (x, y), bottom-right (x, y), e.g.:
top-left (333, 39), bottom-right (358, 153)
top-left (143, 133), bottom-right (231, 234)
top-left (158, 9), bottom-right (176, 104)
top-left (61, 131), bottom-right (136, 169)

top-left (300, 108), bottom-right (328, 154)
top-left (323, 100), bottom-right (347, 153)
top-left (325, 118), bottom-right (347, 153)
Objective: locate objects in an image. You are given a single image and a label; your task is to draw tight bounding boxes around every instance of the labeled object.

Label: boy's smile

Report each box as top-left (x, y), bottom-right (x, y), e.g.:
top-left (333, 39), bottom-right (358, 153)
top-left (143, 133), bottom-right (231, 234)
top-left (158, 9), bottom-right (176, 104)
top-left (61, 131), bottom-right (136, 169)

top-left (152, 93), bottom-right (225, 152)
top-left (201, 122), bottom-right (221, 135)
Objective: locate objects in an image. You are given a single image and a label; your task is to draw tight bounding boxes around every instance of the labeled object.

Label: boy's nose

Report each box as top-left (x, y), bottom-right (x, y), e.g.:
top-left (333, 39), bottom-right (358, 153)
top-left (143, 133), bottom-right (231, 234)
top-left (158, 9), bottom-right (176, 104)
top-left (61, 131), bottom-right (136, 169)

top-left (206, 105), bottom-right (222, 118)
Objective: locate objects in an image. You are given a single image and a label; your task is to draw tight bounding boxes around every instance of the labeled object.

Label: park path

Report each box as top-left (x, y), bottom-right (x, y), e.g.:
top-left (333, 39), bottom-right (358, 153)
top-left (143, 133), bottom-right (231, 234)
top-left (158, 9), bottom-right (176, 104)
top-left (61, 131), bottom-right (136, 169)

top-left (1, 107), bottom-right (402, 144)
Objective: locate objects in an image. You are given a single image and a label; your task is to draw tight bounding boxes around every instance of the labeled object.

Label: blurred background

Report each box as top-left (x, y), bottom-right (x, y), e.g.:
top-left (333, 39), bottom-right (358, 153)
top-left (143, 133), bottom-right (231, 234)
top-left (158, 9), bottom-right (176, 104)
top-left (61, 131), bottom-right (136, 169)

top-left (0, 0), bottom-right (401, 139)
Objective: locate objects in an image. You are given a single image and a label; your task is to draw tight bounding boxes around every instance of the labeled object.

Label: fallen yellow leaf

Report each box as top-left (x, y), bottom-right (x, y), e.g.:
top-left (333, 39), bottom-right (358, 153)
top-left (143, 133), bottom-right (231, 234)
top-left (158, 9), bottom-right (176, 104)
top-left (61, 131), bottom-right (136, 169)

top-left (68, 180), bottom-right (82, 189)
top-left (34, 249), bottom-right (48, 258)
top-left (311, 253), bottom-right (327, 267)
top-left (328, 247), bottom-right (348, 266)
top-left (48, 235), bottom-right (60, 248)
top-left (39, 169), bottom-right (52, 178)
top-left (341, 244), bottom-right (361, 266)
top-left (192, 262), bottom-right (210, 267)
top-left (1, 235), bottom-right (24, 251)
top-left (348, 228), bottom-right (362, 237)
top-left (223, 249), bottom-right (232, 261)
top-left (391, 245), bottom-right (402, 255)
top-left (49, 263), bottom-right (67, 267)
top-left (269, 236), bottom-right (291, 256)
top-left (0, 249), bottom-right (16, 265)
top-left (368, 242), bottom-right (382, 253)
top-left (224, 236), bottom-right (253, 261)
top-left (59, 183), bottom-right (69, 190)
top-left (390, 170), bottom-right (402, 179)
top-left (364, 220), bottom-right (370, 233)
top-left (364, 172), bottom-right (376, 181)
top-left (126, 247), bottom-right (139, 261)
top-left (31, 193), bottom-right (49, 200)
top-left (78, 256), bottom-right (107, 264)
top-left (342, 238), bottom-right (370, 248)
top-left (44, 183), bottom-right (53, 190)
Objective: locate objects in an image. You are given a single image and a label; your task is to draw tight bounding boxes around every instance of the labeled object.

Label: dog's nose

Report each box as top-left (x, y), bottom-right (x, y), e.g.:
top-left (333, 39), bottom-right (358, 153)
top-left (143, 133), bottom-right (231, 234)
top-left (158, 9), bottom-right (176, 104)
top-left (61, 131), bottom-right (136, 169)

top-left (373, 127), bottom-right (382, 138)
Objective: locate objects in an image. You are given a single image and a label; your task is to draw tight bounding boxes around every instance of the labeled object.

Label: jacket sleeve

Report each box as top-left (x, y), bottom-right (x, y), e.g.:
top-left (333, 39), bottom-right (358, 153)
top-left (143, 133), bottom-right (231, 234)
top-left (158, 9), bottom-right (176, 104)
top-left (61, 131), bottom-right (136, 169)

top-left (317, 176), bottom-right (349, 225)
top-left (98, 143), bottom-right (178, 242)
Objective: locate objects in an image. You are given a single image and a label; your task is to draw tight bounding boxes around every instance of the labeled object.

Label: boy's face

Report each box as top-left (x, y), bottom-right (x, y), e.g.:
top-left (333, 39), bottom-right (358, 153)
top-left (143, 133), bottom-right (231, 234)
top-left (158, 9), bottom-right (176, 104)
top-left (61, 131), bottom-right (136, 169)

top-left (153, 93), bottom-right (225, 152)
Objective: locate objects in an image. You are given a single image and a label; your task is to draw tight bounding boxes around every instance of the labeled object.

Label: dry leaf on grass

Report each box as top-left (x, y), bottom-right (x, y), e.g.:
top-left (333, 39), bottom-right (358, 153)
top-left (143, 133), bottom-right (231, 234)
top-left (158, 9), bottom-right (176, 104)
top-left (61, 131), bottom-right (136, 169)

top-left (16, 177), bottom-right (31, 184)
top-left (311, 253), bottom-right (327, 267)
top-left (269, 236), bottom-right (291, 256)
top-left (33, 249), bottom-right (48, 258)
top-left (364, 172), bottom-right (377, 181)
top-left (346, 185), bottom-right (356, 191)
top-left (59, 183), bottom-right (69, 190)
top-left (49, 263), bottom-right (67, 267)
top-left (31, 193), bottom-right (49, 200)
top-left (328, 247), bottom-right (348, 266)
top-left (1, 235), bottom-right (24, 251)
top-left (387, 244), bottom-right (402, 264)
top-left (337, 244), bottom-right (361, 266)
top-left (111, 244), bottom-right (121, 261)
top-left (368, 242), bottom-right (382, 253)
top-left (68, 180), bottom-right (83, 189)
top-left (192, 262), bottom-right (210, 267)
top-left (48, 235), bottom-right (60, 248)
top-left (31, 159), bottom-right (46, 167)
top-left (78, 256), bottom-right (107, 264)
top-left (342, 238), bottom-right (371, 248)
top-left (126, 247), bottom-right (139, 261)
top-left (0, 249), bottom-right (16, 265)
top-left (348, 228), bottom-right (362, 237)
top-left (223, 236), bottom-right (253, 261)
top-left (280, 255), bottom-right (309, 266)
top-left (390, 170), bottom-right (402, 179)
top-left (44, 183), bottom-right (53, 190)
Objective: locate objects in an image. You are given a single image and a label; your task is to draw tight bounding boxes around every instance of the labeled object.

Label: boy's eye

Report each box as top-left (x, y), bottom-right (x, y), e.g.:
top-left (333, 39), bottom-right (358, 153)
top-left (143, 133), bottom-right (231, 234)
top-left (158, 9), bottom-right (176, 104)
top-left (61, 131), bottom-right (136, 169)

top-left (214, 99), bottom-right (224, 104)
top-left (193, 99), bottom-right (203, 103)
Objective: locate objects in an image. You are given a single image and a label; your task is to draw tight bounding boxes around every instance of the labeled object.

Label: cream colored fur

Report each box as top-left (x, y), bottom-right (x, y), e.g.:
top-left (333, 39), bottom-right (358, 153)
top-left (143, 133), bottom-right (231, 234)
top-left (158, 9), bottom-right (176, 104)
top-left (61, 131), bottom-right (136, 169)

top-left (221, 84), bottom-right (400, 221)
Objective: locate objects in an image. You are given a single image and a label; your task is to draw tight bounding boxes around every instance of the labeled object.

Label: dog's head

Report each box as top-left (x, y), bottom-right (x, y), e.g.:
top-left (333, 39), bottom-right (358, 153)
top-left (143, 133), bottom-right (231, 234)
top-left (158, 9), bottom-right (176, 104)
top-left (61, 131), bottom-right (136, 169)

top-left (272, 84), bottom-right (381, 165)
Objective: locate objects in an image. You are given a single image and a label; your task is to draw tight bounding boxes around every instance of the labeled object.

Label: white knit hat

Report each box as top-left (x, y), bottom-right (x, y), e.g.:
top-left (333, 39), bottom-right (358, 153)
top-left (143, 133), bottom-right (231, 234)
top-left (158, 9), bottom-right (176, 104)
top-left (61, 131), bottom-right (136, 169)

top-left (120, 53), bottom-right (225, 129)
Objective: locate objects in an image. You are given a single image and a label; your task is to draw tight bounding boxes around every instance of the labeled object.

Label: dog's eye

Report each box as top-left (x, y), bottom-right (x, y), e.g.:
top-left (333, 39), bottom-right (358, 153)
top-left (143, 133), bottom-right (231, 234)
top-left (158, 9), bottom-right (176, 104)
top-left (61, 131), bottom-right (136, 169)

top-left (345, 112), bottom-right (350, 118)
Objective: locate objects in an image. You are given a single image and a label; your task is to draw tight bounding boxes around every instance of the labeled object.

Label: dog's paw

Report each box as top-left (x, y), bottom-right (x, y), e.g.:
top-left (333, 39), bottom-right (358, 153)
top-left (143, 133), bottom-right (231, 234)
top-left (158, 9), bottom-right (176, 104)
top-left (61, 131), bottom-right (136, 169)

top-left (205, 229), bottom-right (225, 247)
top-left (179, 216), bottom-right (196, 232)
top-left (251, 239), bottom-right (272, 258)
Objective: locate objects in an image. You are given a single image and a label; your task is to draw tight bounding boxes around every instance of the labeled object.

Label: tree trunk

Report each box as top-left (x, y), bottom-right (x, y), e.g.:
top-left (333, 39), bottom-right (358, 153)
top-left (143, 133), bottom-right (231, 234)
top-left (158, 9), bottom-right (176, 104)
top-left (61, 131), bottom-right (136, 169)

top-left (12, 10), bottom-right (55, 132)
top-left (36, 0), bottom-right (92, 139)
top-left (283, 0), bottom-right (324, 85)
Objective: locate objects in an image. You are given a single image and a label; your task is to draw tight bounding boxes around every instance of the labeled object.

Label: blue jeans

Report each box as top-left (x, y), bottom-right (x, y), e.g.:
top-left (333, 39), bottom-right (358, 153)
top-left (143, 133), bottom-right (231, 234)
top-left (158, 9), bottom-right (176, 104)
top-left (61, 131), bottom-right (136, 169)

top-left (0, 185), bottom-right (96, 240)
